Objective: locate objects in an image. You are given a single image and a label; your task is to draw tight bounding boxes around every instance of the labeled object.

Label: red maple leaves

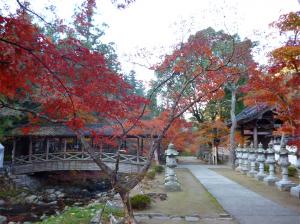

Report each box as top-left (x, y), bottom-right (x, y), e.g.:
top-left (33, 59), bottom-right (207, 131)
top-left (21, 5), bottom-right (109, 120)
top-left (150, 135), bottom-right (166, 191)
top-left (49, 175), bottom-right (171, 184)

top-left (0, 7), bottom-right (147, 132)
top-left (244, 11), bottom-right (300, 148)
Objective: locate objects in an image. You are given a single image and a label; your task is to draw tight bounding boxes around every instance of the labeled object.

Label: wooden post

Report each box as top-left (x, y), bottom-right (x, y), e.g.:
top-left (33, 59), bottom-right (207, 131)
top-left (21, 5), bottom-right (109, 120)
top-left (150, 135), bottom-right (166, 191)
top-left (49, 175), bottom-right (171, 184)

top-left (100, 140), bottom-right (103, 159)
top-left (29, 137), bottom-right (32, 162)
top-left (240, 125), bottom-right (244, 145)
top-left (12, 138), bottom-right (16, 165)
top-left (137, 137), bottom-right (140, 164)
top-left (141, 138), bottom-right (144, 155)
top-left (63, 138), bottom-right (67, 159)
top-left (81, 138), bottom-right (84, 159)
top-left (46, 138), bottom-right (49, 160)
top-left (59, 137), bottom-right (62, 152)
top-left (253, 126), bottom-right (258, 149)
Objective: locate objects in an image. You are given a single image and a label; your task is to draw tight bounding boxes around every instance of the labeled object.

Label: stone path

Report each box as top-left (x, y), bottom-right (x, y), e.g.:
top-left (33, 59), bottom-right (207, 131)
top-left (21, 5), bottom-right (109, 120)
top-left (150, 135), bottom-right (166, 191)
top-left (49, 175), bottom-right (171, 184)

top-left (182, 165), bottom-right (300, 224)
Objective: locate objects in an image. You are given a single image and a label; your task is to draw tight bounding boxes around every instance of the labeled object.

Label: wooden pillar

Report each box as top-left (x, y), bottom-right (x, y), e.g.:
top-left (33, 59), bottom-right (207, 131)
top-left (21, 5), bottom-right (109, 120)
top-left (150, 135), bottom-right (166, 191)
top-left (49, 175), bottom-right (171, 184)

top-left (240, 125), bottom-right (244, 145)
top-left (141, 138), bottom-right (144, 155)
top-left (46, 138), bottom-right (49, 160)
top-left (81, 138), bottom-right (84, 159)
top-left (136, 137), bottom-right (140, 164)
top-left (12, 138), bottom-right (16, 165)
top-left (59, 137), bottom-right (62, 152)
top-left (253, 125), bottom-right (258, 149)
top-left (29, 137), bottom-right (32, 162)
top-left (100, 140), bottom-right (103, 158)
top-left (63, 138), bottom-right (67, 159)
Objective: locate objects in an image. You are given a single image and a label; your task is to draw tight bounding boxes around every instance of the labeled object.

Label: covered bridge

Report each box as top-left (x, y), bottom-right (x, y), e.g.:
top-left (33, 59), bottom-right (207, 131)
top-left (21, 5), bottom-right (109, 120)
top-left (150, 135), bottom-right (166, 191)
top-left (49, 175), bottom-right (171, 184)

top-left (3, 124), bottom-right (162, 174)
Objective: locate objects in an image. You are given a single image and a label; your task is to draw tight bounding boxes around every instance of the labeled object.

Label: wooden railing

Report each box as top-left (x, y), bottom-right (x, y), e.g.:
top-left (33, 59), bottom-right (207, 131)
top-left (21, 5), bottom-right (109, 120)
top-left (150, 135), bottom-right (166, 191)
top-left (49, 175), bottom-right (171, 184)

top-left (14, 151), bottom-right (147, 166)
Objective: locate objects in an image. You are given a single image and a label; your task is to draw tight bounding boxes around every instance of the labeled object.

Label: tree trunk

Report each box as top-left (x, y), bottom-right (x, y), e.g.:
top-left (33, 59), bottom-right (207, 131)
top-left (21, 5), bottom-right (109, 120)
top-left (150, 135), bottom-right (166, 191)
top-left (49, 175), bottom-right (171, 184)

top-left (229, 85), bottom-right (237, 169)
top-left (119, 191), bottom-right (137, 224)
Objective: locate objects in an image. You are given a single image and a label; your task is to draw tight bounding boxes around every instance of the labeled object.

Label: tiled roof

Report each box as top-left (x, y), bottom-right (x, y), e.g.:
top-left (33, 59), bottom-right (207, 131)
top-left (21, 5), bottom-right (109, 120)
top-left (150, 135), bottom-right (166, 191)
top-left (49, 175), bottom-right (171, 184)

top-left (227, 104), bottom-right (272, 125)
top-left (11, 123), bottom-right (114, 137)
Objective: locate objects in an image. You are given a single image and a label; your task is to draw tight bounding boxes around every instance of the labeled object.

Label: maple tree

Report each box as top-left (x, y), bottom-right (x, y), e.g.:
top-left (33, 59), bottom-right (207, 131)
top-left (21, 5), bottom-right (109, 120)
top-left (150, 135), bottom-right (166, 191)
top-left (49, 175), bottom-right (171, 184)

top-left (134, 111), bottom-right (194, 152)
top-left (0, 2), bottom-right (238, 219)
top-left (244, 11), bottom-right (300, 150)
top-left (0, 1), bottom-right (149, 222)
top-left (3, 1), bottom-right (293, 223)
top-left (153, 27), bottom-right (256, 166)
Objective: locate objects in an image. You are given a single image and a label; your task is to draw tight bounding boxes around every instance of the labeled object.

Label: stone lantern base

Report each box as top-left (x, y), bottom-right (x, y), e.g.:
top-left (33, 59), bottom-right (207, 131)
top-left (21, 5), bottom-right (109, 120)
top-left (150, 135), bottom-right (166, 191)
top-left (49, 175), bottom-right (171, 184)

top-left (247, 169), bottom-right (257, 177)
top-left (235, 165), bottom-right (242, 172)
top-left (165, 180), bottom-right (181, 191)
top-left (275, 180), bottom-right (297, 191)
top-left (255, 173), bottom-right (267, 181)
top-left (263, 176), bottom-right (278, 186)
top-left (290, 185), bottom-right (300, 198)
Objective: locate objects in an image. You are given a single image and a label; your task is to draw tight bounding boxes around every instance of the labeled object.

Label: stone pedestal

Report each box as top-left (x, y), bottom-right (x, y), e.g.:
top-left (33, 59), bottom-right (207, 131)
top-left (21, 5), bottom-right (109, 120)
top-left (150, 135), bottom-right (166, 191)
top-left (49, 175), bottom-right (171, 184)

top-left (247, 143), bottom-right (257, 177)
top-left (241, 144), bottom-right (249, 175)
top-left (290, 157), bottom-right (300, 198)
top-left (164, 143), bottom-right (181, 191)
top-left (255, 143), bottom-right (266, 181)
top-left (235, 145), bottom-right (243, 172)
top-left (165, 180), bottom-right (181, 191)
top-left (263, 140), bottom-right (278, 185)
top-left (276, 145), bottom-right (296, 191)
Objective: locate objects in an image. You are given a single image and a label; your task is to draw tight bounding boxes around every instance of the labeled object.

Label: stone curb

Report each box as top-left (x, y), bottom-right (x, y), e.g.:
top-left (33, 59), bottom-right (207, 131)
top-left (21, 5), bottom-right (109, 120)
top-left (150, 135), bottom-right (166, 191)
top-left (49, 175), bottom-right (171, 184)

top-left (134, 213), bottom-right (232, 221)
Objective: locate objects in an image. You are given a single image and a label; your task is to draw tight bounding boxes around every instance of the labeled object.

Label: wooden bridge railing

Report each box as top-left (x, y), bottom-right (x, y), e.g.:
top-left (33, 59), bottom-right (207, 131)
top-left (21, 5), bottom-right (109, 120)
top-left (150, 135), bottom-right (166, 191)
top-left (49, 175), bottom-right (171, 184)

top-left (14, 151), bottom-right (147, 166)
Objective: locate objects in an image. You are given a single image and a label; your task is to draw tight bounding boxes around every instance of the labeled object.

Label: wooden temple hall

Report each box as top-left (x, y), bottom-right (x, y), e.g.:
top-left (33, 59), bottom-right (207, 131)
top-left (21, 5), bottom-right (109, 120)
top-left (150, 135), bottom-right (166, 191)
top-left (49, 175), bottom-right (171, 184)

top-left (3, 124), bottom-right (157, 174)
top-left (234, 104), bottom-right (282, 148)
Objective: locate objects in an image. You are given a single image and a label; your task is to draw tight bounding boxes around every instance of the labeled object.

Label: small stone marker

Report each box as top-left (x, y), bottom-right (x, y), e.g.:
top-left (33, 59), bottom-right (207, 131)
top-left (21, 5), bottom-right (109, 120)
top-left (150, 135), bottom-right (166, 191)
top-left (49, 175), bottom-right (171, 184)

top-left (185, 216), bottom-right (200, 222)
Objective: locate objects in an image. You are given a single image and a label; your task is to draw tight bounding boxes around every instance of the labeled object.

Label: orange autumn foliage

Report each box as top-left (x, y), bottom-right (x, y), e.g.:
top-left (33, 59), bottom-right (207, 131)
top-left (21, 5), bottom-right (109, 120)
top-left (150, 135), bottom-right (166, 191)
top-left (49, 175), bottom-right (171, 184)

top-left (244, 11), bottom-right (300, 149)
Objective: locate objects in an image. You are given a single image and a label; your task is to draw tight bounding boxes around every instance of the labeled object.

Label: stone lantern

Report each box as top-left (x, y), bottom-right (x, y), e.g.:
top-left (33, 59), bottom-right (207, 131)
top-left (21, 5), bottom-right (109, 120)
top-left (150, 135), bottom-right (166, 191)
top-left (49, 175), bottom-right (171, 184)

top-left (241, 143), bottom-right (249, 174)
top-left (247, 142), bottom-right (257, 177)
top-left (164, 143), bottom-right (181, 191)
top-left (275, 144), bottom-right (296, 191)
top-left (0, 143), bottom-right (4, 170)
top-left (235, 145), bottom-right (243, 172)
top-left (263, 140), bottom-right (278, 185)
top-left (255, 143), bottom-right (267, 181)
top-left (290, 156), bottom-right (300, 198)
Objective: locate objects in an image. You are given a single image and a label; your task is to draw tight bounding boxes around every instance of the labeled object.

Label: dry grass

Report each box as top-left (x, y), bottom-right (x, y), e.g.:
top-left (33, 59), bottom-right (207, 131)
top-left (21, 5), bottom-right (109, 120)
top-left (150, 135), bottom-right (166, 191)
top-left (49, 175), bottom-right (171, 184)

top-left (131, 168), bottom-right (238, 224)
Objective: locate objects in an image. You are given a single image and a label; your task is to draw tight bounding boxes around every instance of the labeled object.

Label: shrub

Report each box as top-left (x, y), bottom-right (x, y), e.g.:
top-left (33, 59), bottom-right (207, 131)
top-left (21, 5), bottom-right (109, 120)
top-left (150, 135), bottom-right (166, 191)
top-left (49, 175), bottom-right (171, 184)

top-left (288, 165), bottom-right (297, 177)
top-left (264, 164), bottom-right (269, 172)
top-left (180, 151), bottom-right (194, 156)
top-left (146, 170), bottom-right (156, 180)
top-left (153, 165), bottom-right (164, 174)
top-left (130, 194), bottom-right (151, 210)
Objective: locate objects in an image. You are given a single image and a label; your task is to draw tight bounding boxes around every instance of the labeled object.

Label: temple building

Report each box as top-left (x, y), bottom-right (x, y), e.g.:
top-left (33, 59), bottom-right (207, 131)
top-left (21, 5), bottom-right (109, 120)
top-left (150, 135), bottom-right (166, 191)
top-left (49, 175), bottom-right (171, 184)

top-left (230, 104), bottom-right (282, 148)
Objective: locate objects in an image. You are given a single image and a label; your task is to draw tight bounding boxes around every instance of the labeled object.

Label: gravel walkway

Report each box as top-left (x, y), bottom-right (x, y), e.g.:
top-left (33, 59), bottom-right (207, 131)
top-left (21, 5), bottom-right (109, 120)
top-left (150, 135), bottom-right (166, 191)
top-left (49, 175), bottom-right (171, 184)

top-left (182, 165), bottom-right (300, 224)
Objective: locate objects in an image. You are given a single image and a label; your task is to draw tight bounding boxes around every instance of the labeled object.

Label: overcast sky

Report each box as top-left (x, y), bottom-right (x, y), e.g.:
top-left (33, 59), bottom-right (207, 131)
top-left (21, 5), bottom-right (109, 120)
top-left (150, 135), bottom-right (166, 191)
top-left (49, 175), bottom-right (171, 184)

top-left (96, 0), bottom-right (299, 83)
top-left (3, 0), bottom-right (299, 83)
